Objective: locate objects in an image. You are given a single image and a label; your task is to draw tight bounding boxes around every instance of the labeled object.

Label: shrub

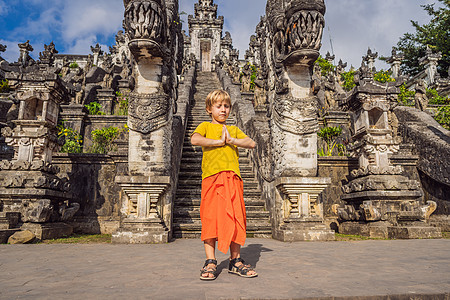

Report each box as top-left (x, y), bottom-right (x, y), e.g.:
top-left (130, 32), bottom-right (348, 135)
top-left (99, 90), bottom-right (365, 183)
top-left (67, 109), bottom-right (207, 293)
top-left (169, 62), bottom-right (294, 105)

top-left (373, 70), bottom-right (395, 83)
top-left (69, 62), bottom-right (79, 69)
top-left (315, 56), bottom-right (336, 77)
top-left (57, 121), bottom-right (83, 153)
top-left (427, 88), bottom-right (450, 105)
top-left (398, 83), bottom-right (415, 106)
top-left (0, 79), bottom-right (10, 93)
top-left (317, 125), bottom-right (343, 156)
top-left (434, 106), bottom-right (450, 130)
top-left (340, 70), bottom-right (356, 91)
top-left (85, 102), bottom-right (105, 115)
top-left (89, 126), bottom-right (124, 154)
top-left (115, 92), bottom-right (129, 116)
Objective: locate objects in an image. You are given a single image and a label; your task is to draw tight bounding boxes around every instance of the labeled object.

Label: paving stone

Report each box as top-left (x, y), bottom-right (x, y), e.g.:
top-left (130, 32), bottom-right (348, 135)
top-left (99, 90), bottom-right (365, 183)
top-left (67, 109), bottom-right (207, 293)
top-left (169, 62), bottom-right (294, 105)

top-left (0, 239), bottom-right (449, 299)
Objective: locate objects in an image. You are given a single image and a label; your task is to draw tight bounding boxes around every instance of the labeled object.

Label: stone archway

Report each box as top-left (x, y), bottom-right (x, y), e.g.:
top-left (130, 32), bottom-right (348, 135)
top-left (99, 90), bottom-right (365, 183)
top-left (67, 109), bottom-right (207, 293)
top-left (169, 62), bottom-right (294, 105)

top-left (200, 40), bottom-right (211, 72)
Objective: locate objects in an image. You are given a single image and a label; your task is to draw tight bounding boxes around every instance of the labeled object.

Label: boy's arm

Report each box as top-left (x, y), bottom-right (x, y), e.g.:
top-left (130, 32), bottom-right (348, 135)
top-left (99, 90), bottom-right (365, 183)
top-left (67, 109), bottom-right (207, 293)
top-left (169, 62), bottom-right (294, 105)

top-left (224, 126), bottom-right (256, 149)
top-left (227, 136), bottom-right (256, 149)
top-left (191, 132), bottom-right (226, 147)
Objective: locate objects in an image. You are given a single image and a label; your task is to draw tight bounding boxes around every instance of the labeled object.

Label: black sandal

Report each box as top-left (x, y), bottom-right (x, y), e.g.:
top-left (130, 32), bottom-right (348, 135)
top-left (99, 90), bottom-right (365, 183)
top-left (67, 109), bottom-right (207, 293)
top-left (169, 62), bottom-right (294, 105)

top-left (200, 259), bottom-right (217, 281)
top-left (228, 257), bottom-right (258, 278)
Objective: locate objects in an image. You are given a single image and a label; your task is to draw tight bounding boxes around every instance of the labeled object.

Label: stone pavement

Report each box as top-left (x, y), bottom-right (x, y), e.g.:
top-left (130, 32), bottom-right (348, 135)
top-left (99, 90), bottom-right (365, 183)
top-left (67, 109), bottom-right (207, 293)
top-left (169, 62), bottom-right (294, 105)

top-left (0, 238), bottom-right (449, 300)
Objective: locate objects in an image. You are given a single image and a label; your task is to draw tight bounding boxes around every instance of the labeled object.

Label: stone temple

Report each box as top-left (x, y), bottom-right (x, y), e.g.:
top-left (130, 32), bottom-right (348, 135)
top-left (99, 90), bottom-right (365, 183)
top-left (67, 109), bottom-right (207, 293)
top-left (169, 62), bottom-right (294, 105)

top-left (0, 0), bottom-right (449, 243)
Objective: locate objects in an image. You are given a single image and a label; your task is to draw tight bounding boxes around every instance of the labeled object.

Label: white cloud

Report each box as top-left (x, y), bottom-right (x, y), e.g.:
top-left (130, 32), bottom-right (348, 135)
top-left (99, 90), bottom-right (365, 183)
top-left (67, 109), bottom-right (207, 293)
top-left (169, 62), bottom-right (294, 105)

top-left (0, 0), bottom-right (7, 15)
top-left (3, 0), bottom-right (123, 58)
top-left (61, 0), bottom-right (123, 46)
top-left (0, 40), bottom-right (20, 63)
top-left (320, 0), bottom-right (436, 70)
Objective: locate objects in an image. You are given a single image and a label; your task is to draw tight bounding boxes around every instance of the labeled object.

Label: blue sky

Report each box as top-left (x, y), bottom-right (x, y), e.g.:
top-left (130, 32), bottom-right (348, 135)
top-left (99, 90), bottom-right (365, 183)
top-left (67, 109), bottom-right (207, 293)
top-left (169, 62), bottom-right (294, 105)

top-left (0, 0), bottom-right (439, 70)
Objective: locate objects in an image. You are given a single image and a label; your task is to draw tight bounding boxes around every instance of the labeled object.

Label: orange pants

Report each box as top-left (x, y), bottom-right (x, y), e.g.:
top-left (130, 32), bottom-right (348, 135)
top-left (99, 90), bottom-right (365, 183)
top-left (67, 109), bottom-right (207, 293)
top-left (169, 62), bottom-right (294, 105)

top-left (200, 171), bottom-right (247, 254)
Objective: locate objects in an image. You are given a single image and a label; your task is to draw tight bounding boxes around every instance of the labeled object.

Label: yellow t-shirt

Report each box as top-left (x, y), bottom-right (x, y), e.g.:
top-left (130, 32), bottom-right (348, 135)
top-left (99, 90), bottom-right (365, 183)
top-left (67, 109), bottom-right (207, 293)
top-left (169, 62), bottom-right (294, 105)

top-left (192, 122), bottom-right (248, 180)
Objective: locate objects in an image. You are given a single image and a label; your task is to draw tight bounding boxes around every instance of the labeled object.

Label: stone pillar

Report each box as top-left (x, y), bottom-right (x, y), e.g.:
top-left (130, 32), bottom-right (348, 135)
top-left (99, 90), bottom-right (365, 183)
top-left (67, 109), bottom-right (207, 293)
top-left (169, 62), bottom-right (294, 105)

top-left (113, 176), bottom-right (170, 243)
top-left (90, 44), bottom-right (103, 67)
top-left (274, 177), bottom-right (333, 241)
top-left (96, 88), bottom-right (115, 115)
top-left (363, 48), bottom-right (378, 72)
top-left (59, 104), bottom-right (88, 135)
top-left (386, 48), bottom-right (404, 79)
top-left (113, 0), bottom-right (181, 243)
top-left (265, 0), bottom-right (333, 241)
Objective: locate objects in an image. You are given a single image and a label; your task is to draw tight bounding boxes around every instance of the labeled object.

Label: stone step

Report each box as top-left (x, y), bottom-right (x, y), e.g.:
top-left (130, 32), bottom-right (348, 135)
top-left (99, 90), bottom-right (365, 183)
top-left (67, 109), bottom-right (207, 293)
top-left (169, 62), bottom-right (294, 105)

top-left (177, 168), bottom-right (256, 177)
top-left (174, 197), bottom-right (265, 207)
top-left (176, 185), bottom-right (261, 199)
top-left (173, 71), bottom-right (270, 238)
top-left (173, 221), bottom-right (271, 232)
top-left (174, 207), bottom-right (269, 218)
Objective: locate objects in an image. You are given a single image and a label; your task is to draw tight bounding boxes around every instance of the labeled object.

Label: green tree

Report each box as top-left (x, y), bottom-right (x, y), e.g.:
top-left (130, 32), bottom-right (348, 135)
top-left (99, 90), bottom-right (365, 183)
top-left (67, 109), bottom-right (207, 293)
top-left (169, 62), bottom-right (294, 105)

top-left (395, 0), bottom-right (450, 77)
top-left (315, 56), bottom-right (336, 77)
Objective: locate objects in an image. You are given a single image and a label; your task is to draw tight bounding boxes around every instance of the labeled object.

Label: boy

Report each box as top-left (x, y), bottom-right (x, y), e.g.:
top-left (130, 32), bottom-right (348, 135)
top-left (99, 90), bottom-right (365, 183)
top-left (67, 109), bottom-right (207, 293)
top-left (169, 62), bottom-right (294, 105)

top-left (191, 89), bottom-right (258, 280)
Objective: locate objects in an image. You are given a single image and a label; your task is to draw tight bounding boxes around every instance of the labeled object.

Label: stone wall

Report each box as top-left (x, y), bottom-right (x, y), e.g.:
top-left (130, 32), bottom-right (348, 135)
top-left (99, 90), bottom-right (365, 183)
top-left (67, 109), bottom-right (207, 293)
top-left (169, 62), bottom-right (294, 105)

top-left (394, 106), bottom-right (450, 230)
top-left (318, 156), bottom-right (359, 230)
top-left (52, 153), bottom-right (125, 234)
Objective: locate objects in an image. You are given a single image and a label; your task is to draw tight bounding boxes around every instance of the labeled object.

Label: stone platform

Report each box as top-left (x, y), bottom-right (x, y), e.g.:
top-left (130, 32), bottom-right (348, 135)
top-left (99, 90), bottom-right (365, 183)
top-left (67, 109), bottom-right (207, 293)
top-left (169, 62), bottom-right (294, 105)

top-left (0, 238), bottom-right (449, 299)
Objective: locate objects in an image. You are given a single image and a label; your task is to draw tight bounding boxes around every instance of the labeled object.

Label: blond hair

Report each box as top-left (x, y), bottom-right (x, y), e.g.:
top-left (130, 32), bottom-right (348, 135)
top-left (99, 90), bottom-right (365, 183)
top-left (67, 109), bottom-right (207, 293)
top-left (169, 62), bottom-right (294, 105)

top-left (205, 90), bottom-right (232, 111)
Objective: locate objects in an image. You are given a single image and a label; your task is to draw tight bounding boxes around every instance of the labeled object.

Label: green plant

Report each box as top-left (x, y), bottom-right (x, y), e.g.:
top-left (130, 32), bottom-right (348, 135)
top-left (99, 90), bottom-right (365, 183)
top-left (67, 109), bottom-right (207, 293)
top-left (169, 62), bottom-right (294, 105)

top-left (115, 92), bottom-right (129, 115)
top-left (0, 79), bottom-right (10, 93)
top-left (239, 63), bottom-right (258, 91)
top-left (427, 88), bottom-right (450, 105)
top-left (89, 126), bottom-right (124, 154)
top-left (315, 56), bottom-right (336, 77)
top-left (373, 70), bottom-right (395, 83)
top-left (340, 70), bottom-right (356, 91)
top-left (85, 102), bottom-right (106, 115)
top-left (57, 121), bottom-right (83, 153)
top-left (434, 106), bottom-right (450, 130)
top-left (398, 83), bottom-right (415, 106)
top-left (69, 62), bottom-right (79, 69)
top-left (317, 125), bottom-right (343, 156)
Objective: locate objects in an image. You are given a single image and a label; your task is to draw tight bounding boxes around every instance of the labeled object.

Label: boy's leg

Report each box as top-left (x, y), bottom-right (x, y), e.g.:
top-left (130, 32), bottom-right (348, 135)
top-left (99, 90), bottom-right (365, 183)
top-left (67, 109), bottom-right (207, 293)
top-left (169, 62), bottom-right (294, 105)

top-left (204, 238), bottom-right (216, 259)
top-left (229, 242), bottom-right (257, 276)
top-left (230, 241), bottom-right (241, 259)
top-left (202, 238), bottom-right (217, 279)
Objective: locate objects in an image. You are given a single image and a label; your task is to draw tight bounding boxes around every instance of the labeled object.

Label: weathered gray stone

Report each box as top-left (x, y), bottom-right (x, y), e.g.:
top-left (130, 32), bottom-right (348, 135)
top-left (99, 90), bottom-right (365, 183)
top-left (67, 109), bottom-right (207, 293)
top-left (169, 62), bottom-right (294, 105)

top-left (394, 106), bottom-right (450, 186)
top-left (21, 222), bottom-right (72, 240)
top-left (0, 228), bottom-right (21, 243)
top-left (7, 230), bottom-right (35, 244)
top-left (21, 199), bottom-right (53, 223)
top-left (85, 67), bottom-right (106, 84)
top-left (0, 212), bottom-right (20, 229)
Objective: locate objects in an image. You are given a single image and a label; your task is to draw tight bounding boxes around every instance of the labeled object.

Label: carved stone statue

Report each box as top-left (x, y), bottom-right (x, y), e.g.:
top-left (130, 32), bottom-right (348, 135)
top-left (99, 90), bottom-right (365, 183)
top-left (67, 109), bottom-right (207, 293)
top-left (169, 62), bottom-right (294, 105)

top-left (18, 40), bottom-right (34, 67)
top-left (240, 63), bottom-right (252, 92)
top-left (414, 79), bottom-right (428, 111)
top-left (39, 42), bottom-right (58, 65)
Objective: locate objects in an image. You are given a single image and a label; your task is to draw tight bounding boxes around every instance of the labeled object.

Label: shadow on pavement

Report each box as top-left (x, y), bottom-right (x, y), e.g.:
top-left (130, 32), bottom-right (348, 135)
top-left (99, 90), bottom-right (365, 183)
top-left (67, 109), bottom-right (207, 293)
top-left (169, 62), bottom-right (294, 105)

top-left (216, 243), bottom-right (273, 276)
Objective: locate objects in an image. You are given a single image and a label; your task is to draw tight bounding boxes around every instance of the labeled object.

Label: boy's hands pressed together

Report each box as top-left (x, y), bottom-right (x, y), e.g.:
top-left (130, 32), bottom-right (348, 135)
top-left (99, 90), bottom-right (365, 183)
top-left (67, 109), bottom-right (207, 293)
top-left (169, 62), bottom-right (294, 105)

top-left (223, 125), bottom-right (256, 149)
top-left (191, 125), bottom-right (256, 149)
top-left (221, 125), bottom-right (228, 146)
top-left (223, 125), bottom-right (234, 145)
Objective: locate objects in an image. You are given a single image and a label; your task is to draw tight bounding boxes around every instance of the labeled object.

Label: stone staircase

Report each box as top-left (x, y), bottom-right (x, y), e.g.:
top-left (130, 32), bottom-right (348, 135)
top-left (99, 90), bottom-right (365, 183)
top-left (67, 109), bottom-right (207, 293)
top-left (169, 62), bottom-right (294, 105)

top-left (173, 72), bottom-right (271, 239)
